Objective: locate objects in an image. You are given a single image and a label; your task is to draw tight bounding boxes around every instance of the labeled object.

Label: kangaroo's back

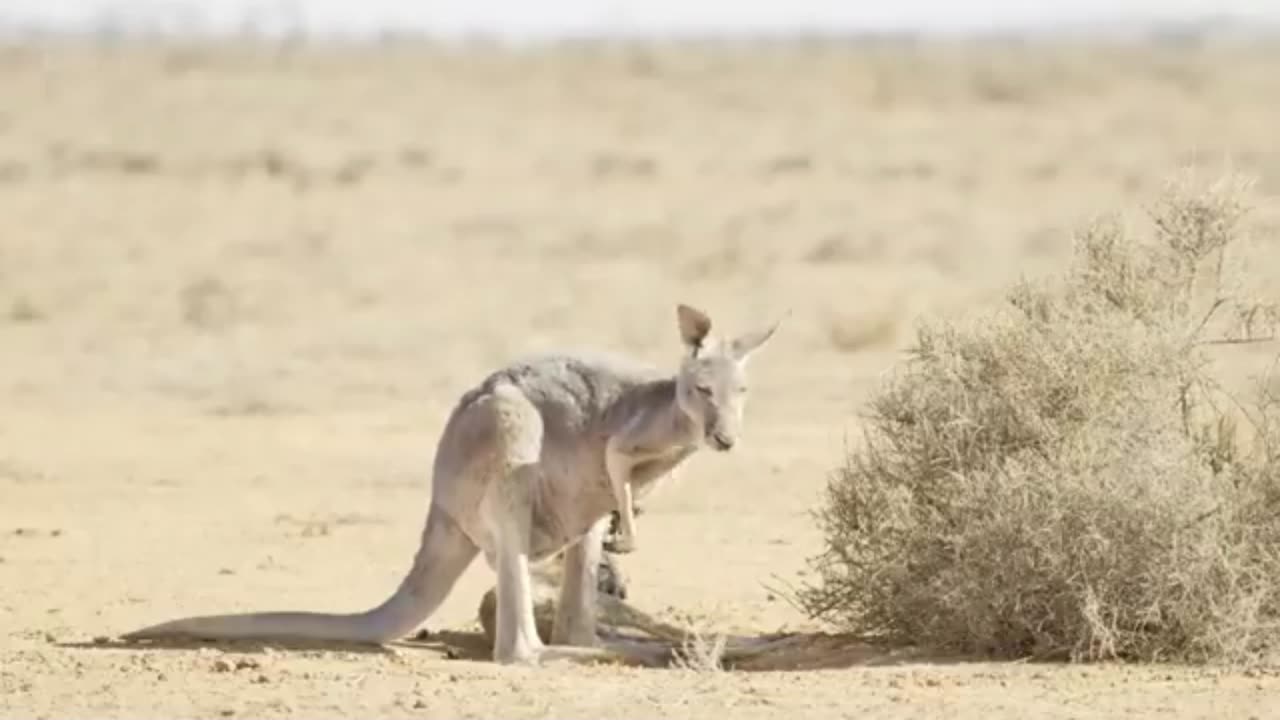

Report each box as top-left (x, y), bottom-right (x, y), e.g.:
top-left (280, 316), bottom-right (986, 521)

top-left (479, 352), bottom-right (665, 434)
top-left (427, 352), bottom-right (663, 509)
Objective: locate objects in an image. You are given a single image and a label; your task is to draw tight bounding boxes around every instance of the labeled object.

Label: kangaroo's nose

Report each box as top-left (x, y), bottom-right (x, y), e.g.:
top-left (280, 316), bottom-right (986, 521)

top-left (710, 431), bottom-right (735, 451)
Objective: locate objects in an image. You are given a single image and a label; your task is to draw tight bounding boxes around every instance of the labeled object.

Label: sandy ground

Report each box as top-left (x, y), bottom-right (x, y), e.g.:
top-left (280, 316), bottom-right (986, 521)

top-left (3, 37), bottom-right (1280, 718)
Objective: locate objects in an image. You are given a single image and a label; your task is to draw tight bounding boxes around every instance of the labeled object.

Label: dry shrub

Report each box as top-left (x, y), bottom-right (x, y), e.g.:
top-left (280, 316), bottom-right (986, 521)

top-left (798, 176), bottom-right (1280, 663)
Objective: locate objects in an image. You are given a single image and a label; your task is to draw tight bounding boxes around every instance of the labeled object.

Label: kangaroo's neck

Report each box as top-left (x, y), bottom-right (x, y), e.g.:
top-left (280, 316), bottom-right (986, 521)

top-left (652, 377), bottom-right (698, 442)
top-left (610, 377), bottom-right (698, 454)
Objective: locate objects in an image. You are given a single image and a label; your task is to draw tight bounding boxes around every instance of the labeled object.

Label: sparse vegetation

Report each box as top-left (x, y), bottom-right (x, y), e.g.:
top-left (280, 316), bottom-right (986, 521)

top-left (799, 176), bottom-right (1280, 663)
top-left (7, 296), bottom-right (44, 323)
top-left (669, 612), bottom-right (729, 673)
top-left (179, 276), bottom-right (238, 330)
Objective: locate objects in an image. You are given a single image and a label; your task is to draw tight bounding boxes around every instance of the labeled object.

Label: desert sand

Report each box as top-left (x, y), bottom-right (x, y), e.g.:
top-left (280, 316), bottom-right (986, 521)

top-left (3, 37), bottom-right (1280, 718)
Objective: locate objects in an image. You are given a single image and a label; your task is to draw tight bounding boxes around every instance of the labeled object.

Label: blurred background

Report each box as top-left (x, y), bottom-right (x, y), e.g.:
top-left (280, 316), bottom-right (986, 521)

top-left (2, 0), bottom-right (1278, 38)
top-left (2, 2), bottom-right (1280, 714)
top-left (3, 1), bottom-right (1278, 419)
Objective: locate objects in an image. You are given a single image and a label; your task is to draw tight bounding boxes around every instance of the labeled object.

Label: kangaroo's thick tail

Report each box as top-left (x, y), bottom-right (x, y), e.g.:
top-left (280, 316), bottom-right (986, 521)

top-left (121, 506), bottom-right (479, 645)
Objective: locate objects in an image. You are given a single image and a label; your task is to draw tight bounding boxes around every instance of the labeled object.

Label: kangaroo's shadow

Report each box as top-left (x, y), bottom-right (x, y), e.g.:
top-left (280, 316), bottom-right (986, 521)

top-left (59, 636), bottom-right (401, 656)
top-left (398, 628), bottom-right (491, 661)
top-left (59, 628), bottom-right (976, 672)
top-left (393, 627), bottom-right (978, 671)
top-left (716, 632), bottom-right (978, 672)
top-left (60, 628), bottom-right (497, 661)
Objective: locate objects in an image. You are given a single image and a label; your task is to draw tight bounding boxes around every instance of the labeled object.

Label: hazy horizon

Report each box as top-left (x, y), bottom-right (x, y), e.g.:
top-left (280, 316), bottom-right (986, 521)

top-left (2, 0), bottom-right (1278, 40)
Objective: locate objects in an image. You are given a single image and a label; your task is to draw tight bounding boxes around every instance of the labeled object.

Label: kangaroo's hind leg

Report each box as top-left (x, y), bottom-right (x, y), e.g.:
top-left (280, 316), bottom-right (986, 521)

top-left (538, 515), bottom-right (673, 667)
top-left (551, 514), bottom-right (609, 646)
top-left (487, 460), bottom-right (547, 665)
top-left (484, 382), bottom-right (551, 665)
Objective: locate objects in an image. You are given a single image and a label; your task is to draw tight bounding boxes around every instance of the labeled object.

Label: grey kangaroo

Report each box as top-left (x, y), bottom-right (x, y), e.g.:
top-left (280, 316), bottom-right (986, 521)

top-left (123, 303), bottom-right (781, 665)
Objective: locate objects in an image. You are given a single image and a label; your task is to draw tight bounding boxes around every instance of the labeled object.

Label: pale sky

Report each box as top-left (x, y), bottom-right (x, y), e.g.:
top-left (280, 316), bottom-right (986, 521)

top-left (1, 0), bottom-right (1277, 38)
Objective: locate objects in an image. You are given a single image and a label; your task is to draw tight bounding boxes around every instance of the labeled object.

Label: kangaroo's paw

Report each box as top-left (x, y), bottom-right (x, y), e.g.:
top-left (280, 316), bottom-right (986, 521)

top-left (604, 531), bottom-right (637, 554)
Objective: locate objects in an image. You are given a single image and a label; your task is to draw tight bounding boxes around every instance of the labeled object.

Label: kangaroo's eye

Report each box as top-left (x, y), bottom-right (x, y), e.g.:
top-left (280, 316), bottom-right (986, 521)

top-left (695, 384), bottom-right (713, 396)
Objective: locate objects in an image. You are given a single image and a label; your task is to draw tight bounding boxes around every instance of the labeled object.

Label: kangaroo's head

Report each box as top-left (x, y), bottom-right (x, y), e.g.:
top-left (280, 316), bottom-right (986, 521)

top-left (673, 303), bottom-right (782, 452)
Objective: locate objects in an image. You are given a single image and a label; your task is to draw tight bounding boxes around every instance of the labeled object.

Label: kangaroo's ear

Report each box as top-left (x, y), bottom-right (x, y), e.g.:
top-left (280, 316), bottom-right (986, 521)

top-left (731, 312), bottom-right (786, 361)
top-left (677, 303), bottom-right (713, 355)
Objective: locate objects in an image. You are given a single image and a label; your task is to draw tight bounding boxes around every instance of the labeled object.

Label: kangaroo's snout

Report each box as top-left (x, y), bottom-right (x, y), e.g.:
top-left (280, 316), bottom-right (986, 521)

top-left (708, 430), bottom-right (735, 452)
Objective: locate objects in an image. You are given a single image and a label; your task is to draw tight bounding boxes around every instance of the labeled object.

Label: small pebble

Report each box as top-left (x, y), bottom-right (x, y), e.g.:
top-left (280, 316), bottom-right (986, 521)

top-left (211, 659), bottom-right (232, 673)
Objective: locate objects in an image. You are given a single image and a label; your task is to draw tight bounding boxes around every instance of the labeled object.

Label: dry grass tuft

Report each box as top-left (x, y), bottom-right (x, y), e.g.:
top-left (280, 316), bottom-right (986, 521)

top-left (7, 296), bottom-right (45, 323)
top-left (798, 175), bottom-right (1280, 663)
top-left (180, 276), bottom-right (238, 330)
top-left (670, 626), bottom-right (729, 673)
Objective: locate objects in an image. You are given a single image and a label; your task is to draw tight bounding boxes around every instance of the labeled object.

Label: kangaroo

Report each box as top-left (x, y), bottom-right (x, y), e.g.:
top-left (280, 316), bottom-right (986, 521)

top-left (121, 303), bottom-right (781, 665)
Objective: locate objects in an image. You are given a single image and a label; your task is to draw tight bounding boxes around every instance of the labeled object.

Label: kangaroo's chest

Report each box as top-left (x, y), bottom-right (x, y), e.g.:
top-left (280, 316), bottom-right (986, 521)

top-left (629, 445), bottom-right (697, 497)
top-left (525, 441), bottom-right (696, 558)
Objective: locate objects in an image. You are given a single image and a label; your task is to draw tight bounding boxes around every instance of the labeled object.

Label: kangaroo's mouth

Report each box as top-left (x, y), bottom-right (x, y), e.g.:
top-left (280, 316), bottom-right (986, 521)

top-left (708, 431), bottom-right (735, 452)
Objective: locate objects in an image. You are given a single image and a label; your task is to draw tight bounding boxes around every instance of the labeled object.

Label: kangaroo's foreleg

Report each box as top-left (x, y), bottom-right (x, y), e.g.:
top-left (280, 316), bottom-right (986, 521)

top-left (604, 443), bottom-right (637, 554)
